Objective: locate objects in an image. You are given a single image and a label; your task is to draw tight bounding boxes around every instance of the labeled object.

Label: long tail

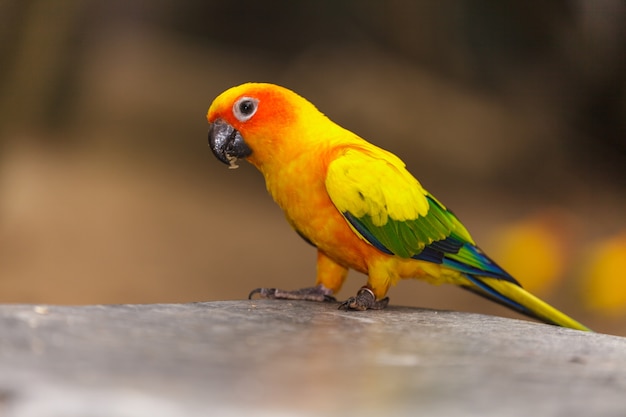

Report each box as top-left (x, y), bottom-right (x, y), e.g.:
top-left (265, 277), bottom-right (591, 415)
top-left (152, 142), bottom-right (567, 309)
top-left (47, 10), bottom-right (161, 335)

top-left (462, 274), bottom-right (591, 331)
top-left (420, 234), bottom-right (590, 331)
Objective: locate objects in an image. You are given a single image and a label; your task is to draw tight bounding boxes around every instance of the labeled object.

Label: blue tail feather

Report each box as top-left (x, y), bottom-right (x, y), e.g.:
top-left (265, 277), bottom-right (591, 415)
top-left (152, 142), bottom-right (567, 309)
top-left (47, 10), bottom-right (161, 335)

top-left (414, 237), bottom-right (521, 286)
top-left (462, 274), bottom-right (532, 316)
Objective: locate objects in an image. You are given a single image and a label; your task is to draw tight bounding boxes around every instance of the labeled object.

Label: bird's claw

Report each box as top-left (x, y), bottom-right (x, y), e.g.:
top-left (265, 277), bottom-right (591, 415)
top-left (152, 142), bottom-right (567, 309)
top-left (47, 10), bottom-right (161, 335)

top-left (248, 285), bottom-right (336, 303)
top-left (248, 287), bottom-right (278, 299)
top-left (338, 286), bottom-right (389, 311)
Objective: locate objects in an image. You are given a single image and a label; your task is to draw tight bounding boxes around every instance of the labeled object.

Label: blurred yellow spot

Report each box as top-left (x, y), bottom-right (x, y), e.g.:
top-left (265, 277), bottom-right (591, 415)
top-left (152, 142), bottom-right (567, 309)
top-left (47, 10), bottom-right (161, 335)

top-left (490, 212), bottom-right (570, 296)
top-left (581, 233), bottom-right (626, 316)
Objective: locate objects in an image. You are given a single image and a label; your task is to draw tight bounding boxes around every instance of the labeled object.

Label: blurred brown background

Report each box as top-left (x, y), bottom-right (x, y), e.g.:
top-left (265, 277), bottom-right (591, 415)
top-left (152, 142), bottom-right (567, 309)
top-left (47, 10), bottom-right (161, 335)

top-left (1, 1), bottom-right (625, 334)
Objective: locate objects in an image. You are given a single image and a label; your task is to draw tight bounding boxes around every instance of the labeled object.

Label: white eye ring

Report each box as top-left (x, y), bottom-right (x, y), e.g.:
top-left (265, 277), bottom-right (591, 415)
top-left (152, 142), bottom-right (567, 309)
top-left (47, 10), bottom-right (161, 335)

top-left (233, 97), bottom-right (259, 122)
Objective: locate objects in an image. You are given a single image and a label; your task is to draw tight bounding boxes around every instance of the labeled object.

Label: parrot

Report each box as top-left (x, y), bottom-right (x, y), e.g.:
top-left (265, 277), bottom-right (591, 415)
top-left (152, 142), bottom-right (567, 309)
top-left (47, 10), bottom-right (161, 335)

top-left (206, 82), bottom-right (590, 331)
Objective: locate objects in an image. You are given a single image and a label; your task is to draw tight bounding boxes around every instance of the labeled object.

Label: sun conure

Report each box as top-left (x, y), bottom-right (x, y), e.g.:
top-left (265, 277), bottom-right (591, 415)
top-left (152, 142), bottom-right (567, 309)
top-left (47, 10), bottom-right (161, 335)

top-left (207, 82), bottom-right (590, 331)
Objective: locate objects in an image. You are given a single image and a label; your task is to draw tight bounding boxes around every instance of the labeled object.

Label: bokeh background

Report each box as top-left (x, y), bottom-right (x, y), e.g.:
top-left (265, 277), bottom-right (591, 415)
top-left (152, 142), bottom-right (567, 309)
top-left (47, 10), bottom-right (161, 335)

top-left (1, 1), bottom-right (625, 335)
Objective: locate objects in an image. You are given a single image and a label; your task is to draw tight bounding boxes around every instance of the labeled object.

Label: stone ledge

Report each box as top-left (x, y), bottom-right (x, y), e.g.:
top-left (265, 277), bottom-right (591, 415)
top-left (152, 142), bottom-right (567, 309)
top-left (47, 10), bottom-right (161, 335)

top-left (1, 300), bottom-right (625, 417)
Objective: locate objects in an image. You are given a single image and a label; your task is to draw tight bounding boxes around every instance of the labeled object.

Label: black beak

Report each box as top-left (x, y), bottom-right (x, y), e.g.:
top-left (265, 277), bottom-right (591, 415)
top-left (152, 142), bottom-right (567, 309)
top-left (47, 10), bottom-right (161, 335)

top-left (208, 119), bottom-right (252, 165)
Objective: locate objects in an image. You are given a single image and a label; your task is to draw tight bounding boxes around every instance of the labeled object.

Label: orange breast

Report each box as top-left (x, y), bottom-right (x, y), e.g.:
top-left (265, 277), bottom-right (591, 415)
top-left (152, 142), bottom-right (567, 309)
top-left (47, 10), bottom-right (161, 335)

top-left (264, 150), bottom-right (377, 274)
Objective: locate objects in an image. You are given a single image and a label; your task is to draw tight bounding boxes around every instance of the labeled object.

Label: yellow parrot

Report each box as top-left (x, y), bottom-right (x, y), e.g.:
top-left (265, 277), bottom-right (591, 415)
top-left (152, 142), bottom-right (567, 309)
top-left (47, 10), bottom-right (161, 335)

top-left (207, 82), bottom-right (590, 331)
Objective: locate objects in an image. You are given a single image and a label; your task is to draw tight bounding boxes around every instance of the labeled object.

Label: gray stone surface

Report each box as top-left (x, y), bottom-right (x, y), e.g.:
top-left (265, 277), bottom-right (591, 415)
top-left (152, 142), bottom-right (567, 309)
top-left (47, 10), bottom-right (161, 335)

top-left (0, 300), bottom-right (625, 417)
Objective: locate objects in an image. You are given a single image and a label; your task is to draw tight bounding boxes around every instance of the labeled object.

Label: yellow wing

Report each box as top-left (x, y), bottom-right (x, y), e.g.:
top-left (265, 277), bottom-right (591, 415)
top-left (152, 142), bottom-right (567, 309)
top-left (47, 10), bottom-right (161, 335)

top-left (325, 145), bottom-right (473, 261)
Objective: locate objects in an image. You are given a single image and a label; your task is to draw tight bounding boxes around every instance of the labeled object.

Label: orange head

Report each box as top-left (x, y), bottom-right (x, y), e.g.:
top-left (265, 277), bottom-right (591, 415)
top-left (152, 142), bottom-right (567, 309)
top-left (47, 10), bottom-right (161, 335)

top-left (207, 83), bottom-right (338, 170)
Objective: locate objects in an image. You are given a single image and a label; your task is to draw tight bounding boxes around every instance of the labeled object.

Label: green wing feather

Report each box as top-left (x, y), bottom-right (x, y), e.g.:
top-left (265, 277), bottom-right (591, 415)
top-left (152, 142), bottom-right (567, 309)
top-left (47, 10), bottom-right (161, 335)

top-left (326, 146), bottom-right (472, 259)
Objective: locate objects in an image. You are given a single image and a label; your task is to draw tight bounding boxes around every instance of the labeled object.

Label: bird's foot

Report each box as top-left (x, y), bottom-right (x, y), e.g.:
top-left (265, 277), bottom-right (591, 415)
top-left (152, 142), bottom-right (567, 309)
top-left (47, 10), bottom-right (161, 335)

top-left (338, 286), bottom-right (389, 311)
top-left (248, 284), bottom-right (336, 303)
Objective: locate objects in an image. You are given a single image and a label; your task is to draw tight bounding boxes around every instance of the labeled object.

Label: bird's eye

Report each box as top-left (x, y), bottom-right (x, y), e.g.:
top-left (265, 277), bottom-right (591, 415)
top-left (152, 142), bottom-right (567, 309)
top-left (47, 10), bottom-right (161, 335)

top-left (233, 97), bottom-right (259, 122)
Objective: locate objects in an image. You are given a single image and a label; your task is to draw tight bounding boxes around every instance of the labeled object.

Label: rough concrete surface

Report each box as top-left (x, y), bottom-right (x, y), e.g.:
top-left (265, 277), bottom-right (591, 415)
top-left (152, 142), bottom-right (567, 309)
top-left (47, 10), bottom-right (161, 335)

top-left (0, 300), bottom-right (625, 417)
